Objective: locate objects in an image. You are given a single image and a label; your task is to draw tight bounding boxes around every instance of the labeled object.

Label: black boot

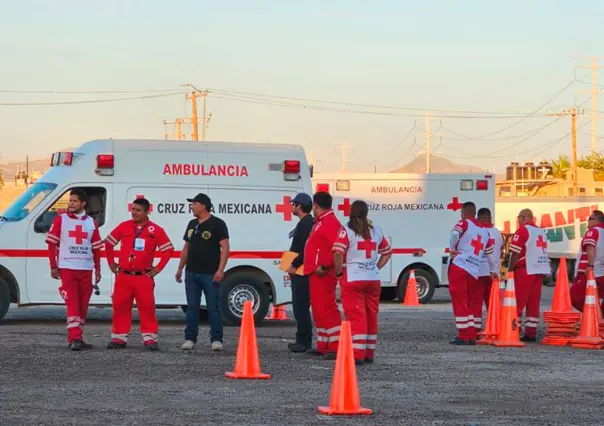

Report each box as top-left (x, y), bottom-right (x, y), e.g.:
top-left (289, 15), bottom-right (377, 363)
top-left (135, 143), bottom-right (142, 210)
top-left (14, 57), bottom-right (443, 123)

top-left (146, 342), bottom-right (159, 351)
top-left (107, 341), bottom-right (127, 350)
top-left (290, 343), bottom-right (310, 353)
top-left (70, 340), bottom-right (83, 351)
top-left (449, 337), bottom-right (475, 345)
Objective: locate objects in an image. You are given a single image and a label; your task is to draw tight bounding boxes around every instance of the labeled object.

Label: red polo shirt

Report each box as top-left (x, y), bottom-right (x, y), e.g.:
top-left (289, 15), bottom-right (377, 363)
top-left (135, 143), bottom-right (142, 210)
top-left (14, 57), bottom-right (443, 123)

top-left (303, 210), bottom-right (342, 275)
top-left (104, 220), bottom-right (174, 272)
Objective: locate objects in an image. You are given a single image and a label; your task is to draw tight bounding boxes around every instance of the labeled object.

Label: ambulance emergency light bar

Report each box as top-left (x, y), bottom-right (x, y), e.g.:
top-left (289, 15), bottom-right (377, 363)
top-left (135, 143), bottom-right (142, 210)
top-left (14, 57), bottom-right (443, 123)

top-left (460, 177), bottom-right (490, 191)
top-left (269, 160), bottom-right (301, 181)
top-left (50, 152), bottom-right (74, 167)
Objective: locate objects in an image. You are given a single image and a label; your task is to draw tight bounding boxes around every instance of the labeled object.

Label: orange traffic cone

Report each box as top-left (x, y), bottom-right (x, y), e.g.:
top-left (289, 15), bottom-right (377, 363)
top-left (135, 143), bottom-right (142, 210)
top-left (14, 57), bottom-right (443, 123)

top-left (477, 278), bottom-right (501, 345)
top-left (400, 270), bottom-right (421, 307)
top-left (595, 285), bottom-right (604, 339)
top-left (541, 258), bottom-right (581, 346)
top-left (571, 270), bottom-right (604, 350)
top-left (225, 300), bottom-right (271, 379)
top-left (266, 304), bottom-right (290, 321)
top-left (318, 321), bottom-right (372, 415)
top-left (492, 272), bottom-right (525, 347)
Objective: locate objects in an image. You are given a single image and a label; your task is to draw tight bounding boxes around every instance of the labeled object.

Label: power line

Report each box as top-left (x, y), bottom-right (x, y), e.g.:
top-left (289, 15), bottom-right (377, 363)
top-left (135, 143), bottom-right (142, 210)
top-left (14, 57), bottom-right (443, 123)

top-left (210, 93), bottom-right (549, 119)
top-left (208, 82), bottom-right (577, 116)
top-left (0, 88), bottom-right (182, 94)
top-left (0, 92), bottom-right (185, 106)
top-left (439, 121), bottom-right (560, 141)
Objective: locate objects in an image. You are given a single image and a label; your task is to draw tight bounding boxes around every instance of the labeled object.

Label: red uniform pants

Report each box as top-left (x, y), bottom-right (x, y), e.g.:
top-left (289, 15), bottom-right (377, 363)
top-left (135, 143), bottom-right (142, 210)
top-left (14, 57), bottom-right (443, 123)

top-left (570, 273), bottom-right (604, 314)
top-left (473, 276), bottom-right (493, 331)
top-left (448, 263), bottom-right (480, 341)
top-left (111, 273), bottom-right (158, 345)
top-left (514, 267), bottom-right (543, 339)
top-left (59, 269), bottom-right (93, 344)
top-left (340, 276), bottom-right (380, 361)
top-left (309, 272), bottom-right (342, 354)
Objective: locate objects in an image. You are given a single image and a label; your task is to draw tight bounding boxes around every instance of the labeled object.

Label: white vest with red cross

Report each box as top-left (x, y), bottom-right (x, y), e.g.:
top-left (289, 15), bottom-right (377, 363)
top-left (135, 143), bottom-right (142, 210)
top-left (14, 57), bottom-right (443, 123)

top-left (478, 226), bottom-right (503, 277)
top-left (344, 226), bottom-right (384, 282)
top-left (525, 225), bottom-right (551, 275)
top-left (452, 219), bottom-right (490, 278)
top-left (590, 227), bottom-right (604, 278)
top-left (58, 213), bottom-right (96, 270)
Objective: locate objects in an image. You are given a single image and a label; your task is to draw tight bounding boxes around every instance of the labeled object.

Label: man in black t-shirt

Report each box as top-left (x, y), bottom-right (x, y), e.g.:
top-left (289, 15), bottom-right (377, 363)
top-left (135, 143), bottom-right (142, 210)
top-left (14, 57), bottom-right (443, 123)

top-left (176, 193), bottom-right (230, 352)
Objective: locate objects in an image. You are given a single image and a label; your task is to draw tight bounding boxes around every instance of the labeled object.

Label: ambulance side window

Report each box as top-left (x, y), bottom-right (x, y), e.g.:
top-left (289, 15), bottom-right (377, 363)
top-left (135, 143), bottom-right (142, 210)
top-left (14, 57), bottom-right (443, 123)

top-left (34, 187), bottom-right (107, 233)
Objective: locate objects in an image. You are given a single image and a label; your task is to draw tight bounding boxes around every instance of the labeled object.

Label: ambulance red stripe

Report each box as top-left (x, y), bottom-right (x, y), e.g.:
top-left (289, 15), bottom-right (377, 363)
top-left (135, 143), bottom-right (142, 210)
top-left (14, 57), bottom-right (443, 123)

top-left (0, 248), bottom-right (426, 259)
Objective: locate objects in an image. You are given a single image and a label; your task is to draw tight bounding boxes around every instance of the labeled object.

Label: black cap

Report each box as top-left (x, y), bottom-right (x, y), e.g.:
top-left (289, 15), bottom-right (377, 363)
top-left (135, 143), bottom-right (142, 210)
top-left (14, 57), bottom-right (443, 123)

top-left (291, 192), bottom-right (312, 206)
top-left (187, 193), bottom-right (212, 209)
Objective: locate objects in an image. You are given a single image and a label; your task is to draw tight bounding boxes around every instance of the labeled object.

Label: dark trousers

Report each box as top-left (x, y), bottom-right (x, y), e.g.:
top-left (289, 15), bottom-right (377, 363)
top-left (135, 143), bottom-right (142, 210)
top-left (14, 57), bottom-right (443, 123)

top-left (184, 271), bottom-right (223, 343)
top-left (291, 274), bottom-right (313, 347)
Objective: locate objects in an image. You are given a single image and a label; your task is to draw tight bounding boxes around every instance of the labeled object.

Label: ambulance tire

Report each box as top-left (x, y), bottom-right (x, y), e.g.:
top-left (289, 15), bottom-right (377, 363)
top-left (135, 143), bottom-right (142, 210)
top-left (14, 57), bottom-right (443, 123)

top-left (219, 272), bottom-right (270, 327)
top-left (0, 278), bottom-right (10, 321)
top-left (397, 268), bottom-right (436, 304)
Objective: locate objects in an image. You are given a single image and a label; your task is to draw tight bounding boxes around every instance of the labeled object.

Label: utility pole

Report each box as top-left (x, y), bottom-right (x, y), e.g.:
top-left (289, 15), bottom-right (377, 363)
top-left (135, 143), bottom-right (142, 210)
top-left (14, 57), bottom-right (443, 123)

top-left (339, 142), bottom-right (350, 172)
top-left (547, 107), bottom-right (586, 195)
top-left (190, 91), bottom-right (198, 141)
top-left (182, 84), bottom-right (212, 142)
top-left (163, 118), bottom-right (187, 140)
top-left (425, 112), bottom-right (431, 172)
top-left (575, 56), bottom-right (604, 153)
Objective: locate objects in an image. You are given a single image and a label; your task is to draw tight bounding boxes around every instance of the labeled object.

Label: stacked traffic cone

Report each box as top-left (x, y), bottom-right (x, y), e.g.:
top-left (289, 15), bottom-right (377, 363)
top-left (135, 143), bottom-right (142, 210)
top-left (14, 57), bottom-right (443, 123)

top-left (400, 270), bottom-right (421, 307)
top-left (318, 321), bottom-right (372, 416)
top-left (595, 285), bottom-right (604, 339)
top-left (477, 278), bottom-right (501, 345)
top-left (541, 258), bottom-right (580, 346)
top-left (493, 272), bottom-right (525, 347)
top-left (266, 304), bottom-right (290, 321)
top-left (570, 270), bottom-right (604, 350)
top-left (225, 300), bottom-right (271, 379)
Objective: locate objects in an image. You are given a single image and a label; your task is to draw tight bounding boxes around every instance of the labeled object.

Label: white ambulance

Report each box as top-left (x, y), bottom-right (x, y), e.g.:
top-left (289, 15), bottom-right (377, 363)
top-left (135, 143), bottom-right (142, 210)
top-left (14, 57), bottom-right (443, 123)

top-left (311, 172), bottom-right (496, 303)
top-left (0, 139), bottom-right (312, 325)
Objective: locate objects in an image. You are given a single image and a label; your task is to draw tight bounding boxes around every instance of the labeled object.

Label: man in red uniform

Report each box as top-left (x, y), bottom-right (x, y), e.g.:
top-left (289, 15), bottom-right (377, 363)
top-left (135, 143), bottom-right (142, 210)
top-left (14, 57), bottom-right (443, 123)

top-left (570, 210), bottom-right (604, 314)
top-left (507, 208), bottom-right (550, 342)
top-left (303, 191), bottom-right (343, 360)
top-left (104, 197), bottom-right (174, 350)
top-left (448, 202), bottom-right (497, 345)
top-left (474, 207), bottom-right (503, 333)
top-left (46, 189), bottom-right (103, 351)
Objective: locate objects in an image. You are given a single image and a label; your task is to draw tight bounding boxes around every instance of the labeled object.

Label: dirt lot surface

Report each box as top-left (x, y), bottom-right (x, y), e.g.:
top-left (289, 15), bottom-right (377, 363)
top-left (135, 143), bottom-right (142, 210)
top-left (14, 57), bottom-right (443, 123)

top-left (1, 287), bottom-right (603, 426)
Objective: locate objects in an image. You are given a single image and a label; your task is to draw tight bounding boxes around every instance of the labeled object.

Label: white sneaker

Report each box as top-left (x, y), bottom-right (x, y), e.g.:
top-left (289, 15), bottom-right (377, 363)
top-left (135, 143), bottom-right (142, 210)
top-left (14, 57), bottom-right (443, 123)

top-left (211, 341), bottom-right (224, 351)
top-left (181, 340), bottom-right (195, 350)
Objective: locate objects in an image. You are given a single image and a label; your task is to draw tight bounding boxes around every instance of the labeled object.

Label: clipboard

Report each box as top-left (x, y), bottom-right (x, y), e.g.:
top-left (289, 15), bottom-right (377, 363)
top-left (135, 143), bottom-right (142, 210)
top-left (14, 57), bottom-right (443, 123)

top-left (278, 251), bottom-right (304, 276)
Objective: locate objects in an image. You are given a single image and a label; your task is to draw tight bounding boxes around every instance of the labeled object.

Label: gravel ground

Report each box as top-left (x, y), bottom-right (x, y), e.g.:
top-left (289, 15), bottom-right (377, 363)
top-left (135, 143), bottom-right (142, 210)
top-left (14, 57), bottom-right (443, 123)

top-left (1, 287), bottom-right (603, 426)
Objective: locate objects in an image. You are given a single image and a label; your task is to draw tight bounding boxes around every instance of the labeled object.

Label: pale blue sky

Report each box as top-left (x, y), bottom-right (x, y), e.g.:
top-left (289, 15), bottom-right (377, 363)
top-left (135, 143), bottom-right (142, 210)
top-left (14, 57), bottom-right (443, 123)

top-left (0, 0), bottom-right (603, 172)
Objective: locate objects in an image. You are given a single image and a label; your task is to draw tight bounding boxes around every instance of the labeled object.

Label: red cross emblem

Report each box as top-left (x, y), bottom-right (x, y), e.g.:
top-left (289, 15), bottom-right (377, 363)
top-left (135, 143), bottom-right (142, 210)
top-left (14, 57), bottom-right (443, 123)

top-left (447, 197), bottom-right (463, 212)
top-left (68, 225), bottom-right (88, 245)
top-left (128, 195), bottom-right (153, 212)
top-left (276, 196), bottom-right (293, 221)
top-left (338, 198), bottom-right (351, 217)
top-left (357, 240), bottom-right (377, 258)
top-left (536, 235), bottom-right (547, 252)
top-left (470, 234), bottom-right (484, 255)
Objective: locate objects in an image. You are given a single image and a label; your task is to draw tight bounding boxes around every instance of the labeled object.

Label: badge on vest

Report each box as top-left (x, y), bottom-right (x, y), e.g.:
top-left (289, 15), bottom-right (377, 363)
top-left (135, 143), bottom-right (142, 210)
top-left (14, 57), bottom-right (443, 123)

top-left (134, 238), bottom-right (146, 251)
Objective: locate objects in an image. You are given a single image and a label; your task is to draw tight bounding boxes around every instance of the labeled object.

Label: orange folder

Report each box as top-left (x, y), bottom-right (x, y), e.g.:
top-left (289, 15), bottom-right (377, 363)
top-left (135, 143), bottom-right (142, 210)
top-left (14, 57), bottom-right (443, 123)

top-left (278, 251), bottom-right (304, 276)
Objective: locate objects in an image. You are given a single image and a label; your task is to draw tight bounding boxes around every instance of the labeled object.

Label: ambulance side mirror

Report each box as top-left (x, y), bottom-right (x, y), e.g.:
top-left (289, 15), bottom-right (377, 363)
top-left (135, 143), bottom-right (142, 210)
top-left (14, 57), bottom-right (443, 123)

top-left (34, 211), bottom-right (56, 234)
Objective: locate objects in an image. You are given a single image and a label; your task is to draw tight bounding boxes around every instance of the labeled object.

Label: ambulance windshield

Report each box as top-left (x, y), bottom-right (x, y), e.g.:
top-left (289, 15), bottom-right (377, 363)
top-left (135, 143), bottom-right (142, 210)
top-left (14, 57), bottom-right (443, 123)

top-left (1, 182), bottom-right (57, 222)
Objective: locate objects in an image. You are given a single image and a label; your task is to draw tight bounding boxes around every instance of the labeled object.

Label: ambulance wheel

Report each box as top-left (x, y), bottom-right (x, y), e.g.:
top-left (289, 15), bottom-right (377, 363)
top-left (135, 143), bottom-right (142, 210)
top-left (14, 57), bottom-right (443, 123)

top-left (397, 268), bottom-right (436, 304)
top-left (0, 278), bottom-right (10, 321)
top-left (219, 272), bottom-right (270, 327)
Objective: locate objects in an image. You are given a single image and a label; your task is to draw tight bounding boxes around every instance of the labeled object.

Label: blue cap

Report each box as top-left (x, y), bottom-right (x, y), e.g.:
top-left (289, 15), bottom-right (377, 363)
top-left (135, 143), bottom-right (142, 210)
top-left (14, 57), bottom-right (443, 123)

top-left (291, 192), bottom-right (312, 206)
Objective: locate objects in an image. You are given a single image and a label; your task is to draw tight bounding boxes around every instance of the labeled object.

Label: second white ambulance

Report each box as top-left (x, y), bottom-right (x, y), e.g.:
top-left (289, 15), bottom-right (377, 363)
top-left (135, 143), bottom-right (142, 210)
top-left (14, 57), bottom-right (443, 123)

top-left (311, 172), bottom-right (496, 303)
top-left (0, 139), bottom-right (312, 325)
